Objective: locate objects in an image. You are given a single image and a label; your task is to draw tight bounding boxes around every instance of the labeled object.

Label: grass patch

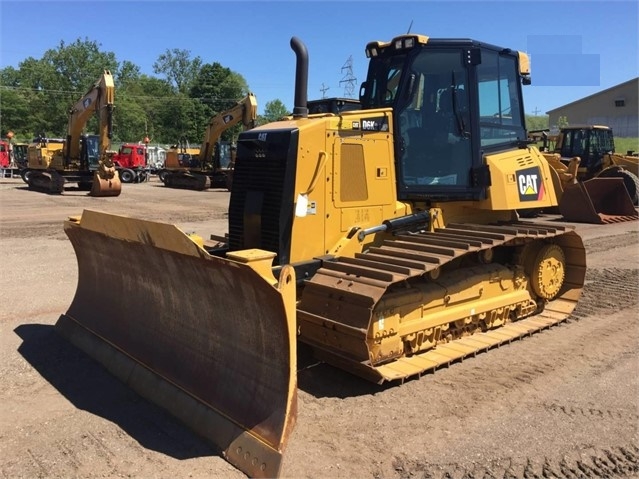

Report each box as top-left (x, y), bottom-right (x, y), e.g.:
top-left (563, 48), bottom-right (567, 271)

top-left (615, 137), bottom-right (639, 155)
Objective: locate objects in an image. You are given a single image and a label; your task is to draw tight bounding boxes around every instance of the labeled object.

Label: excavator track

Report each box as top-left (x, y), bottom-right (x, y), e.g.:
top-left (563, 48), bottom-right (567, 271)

top-left (163, 171), bottom-right (211, 190)
top-left (27, 170), bottom-right (66, 194)
top-left (298, 221), bottom-right (586, 384)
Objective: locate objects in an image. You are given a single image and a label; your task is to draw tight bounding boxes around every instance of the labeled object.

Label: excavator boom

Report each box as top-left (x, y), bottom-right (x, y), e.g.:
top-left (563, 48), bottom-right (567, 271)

top-left (161, 93), bottom-right (257, 190)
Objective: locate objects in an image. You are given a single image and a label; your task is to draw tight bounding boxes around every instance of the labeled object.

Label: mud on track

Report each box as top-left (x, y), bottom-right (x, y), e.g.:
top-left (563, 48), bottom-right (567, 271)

top-left (1, 177), bottom-right (638, 479)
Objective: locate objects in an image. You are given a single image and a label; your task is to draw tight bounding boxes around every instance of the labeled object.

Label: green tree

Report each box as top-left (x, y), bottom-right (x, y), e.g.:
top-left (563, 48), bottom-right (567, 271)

top-left (153, 49), bottom-right (202, 94)
top-left (557, 116), bottom-right (569, 129)
top-left (190, 62), bottom-right (250, 142)
top-left (117, 60), bottom-right (142, 86)
top-left (0, 39), bottom-right (119, 137)
top-left (0, 36), bottom-right (257, 145)
top-left (0, 66), bottom-right (38, 138)
top-left (525, 114), bottom-right (548, 132)
top-left (259, 99), bottom-right (290, 125)
top-left (0, 87), bottom-right (32, 138)
top-left (42, 38), bottom-right (118, 91)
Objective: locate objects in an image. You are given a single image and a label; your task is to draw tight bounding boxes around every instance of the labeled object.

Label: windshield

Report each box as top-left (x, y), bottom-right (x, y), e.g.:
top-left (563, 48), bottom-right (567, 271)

top-left (391, 49), bottom-right (473, 190)
top-left (361, 54), bottom-right (406, 109)
top-left (560, 128), bottom-right (613, 170)
top-left (84, 136), bottom-right (100, 168)
top-left (361, 42), bottom-right (526, 200)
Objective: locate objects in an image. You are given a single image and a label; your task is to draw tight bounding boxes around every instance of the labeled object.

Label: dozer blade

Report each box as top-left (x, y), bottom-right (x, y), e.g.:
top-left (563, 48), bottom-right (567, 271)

top-left (56, 210), bottom-right (297, 478)
top-left (559, 177), bottom-right (638, 224)
top-left (90, 167), bottom-right (122, 197)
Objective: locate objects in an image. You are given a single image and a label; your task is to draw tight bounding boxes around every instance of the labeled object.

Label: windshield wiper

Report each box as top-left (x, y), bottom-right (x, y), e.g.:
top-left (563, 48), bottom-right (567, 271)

top-left (451, 71), bottom-right (470, 139)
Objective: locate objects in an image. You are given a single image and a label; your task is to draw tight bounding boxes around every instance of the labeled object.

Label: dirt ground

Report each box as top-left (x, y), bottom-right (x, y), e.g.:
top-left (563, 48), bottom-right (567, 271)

top-left (1, 175), bottom-right (638, 479)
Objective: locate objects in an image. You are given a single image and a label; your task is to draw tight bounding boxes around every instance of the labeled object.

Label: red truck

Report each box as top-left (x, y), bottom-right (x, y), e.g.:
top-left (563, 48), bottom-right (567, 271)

top-left (112, 143), bottom-right (149, 182)
top-left (0, 140), bottom-right (10, 168)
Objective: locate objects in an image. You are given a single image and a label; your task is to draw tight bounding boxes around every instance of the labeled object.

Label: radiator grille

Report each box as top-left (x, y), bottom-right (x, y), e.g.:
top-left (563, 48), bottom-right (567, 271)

top-left (228, 129), bottom-right (298, 265)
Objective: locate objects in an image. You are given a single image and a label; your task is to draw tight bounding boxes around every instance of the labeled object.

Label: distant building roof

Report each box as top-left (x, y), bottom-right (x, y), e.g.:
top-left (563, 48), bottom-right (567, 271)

top-left (546, 77), bottom-right (639, 114)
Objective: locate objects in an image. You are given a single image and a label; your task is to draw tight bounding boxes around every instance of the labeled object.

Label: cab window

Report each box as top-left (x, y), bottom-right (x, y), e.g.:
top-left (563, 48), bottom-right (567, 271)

top-left (477, 51), bottom-right (525, 148)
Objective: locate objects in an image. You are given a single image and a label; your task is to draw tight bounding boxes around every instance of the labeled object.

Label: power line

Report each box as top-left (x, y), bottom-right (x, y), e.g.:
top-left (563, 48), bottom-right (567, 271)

top-left (0, 85), bottom-right (245, 103)
top-left (339, 55), bottom-right (357, 98)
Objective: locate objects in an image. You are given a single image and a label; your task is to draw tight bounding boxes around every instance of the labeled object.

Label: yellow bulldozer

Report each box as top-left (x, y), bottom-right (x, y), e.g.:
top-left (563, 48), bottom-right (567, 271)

top-left (528, 125), bottom-right (638, 223)
top-left (56, 35), bottom-right (587, 477)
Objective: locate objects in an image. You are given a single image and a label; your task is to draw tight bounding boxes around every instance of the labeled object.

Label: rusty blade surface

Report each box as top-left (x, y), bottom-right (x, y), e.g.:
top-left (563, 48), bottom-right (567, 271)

top-left (56, 210), bottom-right (297, 478)
top-left (559, 178), bottom-right (638, 224)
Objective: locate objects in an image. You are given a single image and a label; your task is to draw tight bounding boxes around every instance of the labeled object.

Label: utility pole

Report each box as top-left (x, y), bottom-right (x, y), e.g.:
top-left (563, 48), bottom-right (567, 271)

top-left (339, 55), bottom-right (357, 98)
top-left (532, 107), bottom-right (541, 116)
top-left (320, 83), bottom-right (330, 99)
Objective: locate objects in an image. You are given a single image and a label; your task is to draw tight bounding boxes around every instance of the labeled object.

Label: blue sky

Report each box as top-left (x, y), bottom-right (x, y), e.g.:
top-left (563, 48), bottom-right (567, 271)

top-left (1, 0), bottom-right (637, 116)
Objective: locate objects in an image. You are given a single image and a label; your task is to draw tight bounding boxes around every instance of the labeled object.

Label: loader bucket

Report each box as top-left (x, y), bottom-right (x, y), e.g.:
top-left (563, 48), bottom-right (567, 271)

top-left (56, 210), bottom-right (297, 478)
top-left (559, 177), bottom-right (638, 224)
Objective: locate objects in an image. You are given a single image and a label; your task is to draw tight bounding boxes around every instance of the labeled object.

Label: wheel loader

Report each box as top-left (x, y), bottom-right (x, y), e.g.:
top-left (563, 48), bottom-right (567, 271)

top-left (56, 35), bottom-right (587, 478)
top-left (528, 126), bottom-right (638, 223)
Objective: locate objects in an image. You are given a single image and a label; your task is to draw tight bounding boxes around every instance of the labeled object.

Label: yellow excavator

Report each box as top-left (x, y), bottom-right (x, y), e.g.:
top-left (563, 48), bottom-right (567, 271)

top-left (159, 93), bottom-right (258, 190)
top-left (23, 70), bottom-right (121, 196)
top-left (56, 36), bottom-right (587, 477)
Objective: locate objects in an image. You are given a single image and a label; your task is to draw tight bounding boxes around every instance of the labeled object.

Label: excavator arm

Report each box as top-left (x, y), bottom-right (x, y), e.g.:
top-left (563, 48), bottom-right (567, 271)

top-left (64, 71), bottom-right (115, 164)
top-left (198, 93), bottom-right (257, 165)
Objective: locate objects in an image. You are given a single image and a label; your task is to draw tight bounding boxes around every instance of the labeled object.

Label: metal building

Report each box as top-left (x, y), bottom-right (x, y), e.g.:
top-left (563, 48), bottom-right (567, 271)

top-left (547, 77), bottom-right (638, 137)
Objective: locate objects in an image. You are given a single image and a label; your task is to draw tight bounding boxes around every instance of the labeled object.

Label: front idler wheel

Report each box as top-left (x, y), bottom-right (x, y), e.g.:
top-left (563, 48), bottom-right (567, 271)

top-left (527, 243), bottom-right (566, 300)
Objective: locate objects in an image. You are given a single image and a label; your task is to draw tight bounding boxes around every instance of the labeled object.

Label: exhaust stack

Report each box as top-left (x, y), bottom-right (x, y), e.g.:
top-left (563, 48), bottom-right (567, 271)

top-left (290, 37), bottom-right (308, 119)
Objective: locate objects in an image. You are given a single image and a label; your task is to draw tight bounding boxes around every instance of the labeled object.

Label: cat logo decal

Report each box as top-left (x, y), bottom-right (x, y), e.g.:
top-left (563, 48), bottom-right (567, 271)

top-left (516, 167), bottom-right (544, 202)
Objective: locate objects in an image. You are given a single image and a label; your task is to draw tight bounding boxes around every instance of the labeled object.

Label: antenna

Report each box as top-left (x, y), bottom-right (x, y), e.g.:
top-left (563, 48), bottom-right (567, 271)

top-left (406, 20), bottom-right (413, 34)
top-left (339, 55), bottom-right (357, 98)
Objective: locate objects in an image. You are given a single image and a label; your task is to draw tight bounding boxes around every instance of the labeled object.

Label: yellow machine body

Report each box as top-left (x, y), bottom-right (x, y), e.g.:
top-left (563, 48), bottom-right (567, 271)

top-left (56, 35), bottom-right (587, 477)
top-left (164, 146), bottom-right (202, 169)
top-left (27, 139), bottom-right (64, 169)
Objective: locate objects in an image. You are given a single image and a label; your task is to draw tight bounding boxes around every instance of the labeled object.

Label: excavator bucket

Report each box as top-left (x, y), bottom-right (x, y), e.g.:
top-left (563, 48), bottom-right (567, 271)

top-left (90, 166), bottom-right (122, 197)
top-left (559, 177), bottom-right (638, 224)
top-left (55, 210), bottom-right (297, 478)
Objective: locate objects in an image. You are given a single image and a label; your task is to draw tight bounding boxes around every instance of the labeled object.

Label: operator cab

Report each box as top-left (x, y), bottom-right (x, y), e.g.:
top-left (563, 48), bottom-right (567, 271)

top-left (359, 35), bottom-right (529, 201)
top-left (558, 126), bottom-right (614, 174)
top-left (81, 135), bottom-right (101, 171)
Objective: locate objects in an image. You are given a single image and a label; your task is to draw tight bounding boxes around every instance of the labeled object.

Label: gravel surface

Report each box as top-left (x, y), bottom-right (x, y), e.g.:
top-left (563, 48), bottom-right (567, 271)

top-left (1, 176), bottom-right (637, 479)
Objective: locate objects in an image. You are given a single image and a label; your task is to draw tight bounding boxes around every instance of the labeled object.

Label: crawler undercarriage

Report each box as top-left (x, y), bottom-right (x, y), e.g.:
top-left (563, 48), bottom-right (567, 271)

top-left (298, 221), bottom-right (585, 383)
